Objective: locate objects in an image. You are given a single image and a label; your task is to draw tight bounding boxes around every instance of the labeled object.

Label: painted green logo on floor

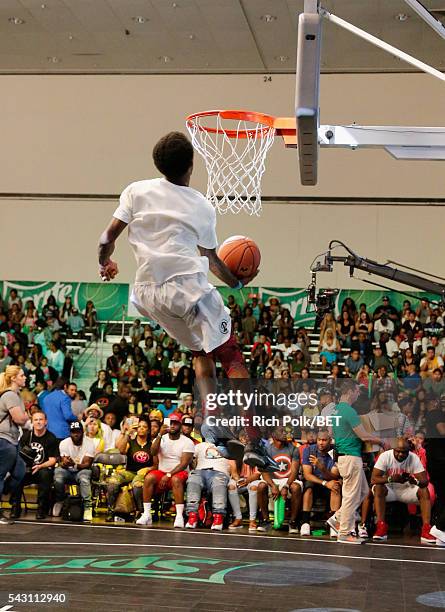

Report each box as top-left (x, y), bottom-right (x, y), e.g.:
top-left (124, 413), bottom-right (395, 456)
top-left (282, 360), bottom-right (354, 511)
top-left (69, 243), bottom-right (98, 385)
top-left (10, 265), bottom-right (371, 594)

top-left (0, 554), bottom-right (263, 584)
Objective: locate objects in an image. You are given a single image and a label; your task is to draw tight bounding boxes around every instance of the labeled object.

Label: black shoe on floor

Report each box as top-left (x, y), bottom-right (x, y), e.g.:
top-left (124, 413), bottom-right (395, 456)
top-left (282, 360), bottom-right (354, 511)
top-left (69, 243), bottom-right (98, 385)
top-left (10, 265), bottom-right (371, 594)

top-left (35, 509), bottom-right (47, 520)
top-left (243, 441), bottom-right (280, 472)
top-left (105, 512), bottom-right (114, 523)
top-left (0, 511), bottom-right (14, 525)
top-left (9, 504), bottom-right (21, 520)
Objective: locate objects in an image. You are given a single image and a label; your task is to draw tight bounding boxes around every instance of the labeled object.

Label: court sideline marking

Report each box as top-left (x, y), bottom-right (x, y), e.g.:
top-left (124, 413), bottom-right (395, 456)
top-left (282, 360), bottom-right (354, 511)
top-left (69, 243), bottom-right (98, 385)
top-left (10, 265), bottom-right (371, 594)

top-left (16, 520), bottom-right (445, 554)
top-left (1, 540), bottom-right (445, 566)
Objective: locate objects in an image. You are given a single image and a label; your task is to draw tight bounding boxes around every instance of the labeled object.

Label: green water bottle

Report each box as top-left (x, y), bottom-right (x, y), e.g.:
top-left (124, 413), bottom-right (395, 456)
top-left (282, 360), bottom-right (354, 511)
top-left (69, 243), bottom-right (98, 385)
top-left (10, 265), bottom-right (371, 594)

top-left (273, 496), bottom-right (285, 529)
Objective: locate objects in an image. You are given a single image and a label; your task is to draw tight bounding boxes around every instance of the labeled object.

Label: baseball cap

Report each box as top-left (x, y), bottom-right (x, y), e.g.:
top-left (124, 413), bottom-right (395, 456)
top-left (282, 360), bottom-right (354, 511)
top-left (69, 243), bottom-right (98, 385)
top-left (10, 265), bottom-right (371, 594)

top-left (70, 421), bottom-right (83, 432)
top-left (169, 413), bottom-right (182, 423)
top-left (182, 416), bottom-right (194, 425)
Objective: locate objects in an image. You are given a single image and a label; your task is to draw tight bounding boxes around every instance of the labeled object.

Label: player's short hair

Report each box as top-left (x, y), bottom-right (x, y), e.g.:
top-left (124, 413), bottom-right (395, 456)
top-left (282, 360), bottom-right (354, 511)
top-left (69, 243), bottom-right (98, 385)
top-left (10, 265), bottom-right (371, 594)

top-left (152, 132), bottom-right (194, 179)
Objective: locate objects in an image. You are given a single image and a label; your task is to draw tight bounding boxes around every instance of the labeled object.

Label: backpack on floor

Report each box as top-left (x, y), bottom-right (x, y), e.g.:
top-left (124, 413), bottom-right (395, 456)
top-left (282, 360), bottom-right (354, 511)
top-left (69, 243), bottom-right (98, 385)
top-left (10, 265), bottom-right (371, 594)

top-left (62, 484), bottom-right (84, 522)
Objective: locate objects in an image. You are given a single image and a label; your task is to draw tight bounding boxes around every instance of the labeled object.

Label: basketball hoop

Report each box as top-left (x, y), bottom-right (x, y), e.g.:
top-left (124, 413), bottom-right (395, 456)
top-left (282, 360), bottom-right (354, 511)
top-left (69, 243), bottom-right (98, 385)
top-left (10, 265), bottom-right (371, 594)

top-left (186, 110), bottom-right (278, 215)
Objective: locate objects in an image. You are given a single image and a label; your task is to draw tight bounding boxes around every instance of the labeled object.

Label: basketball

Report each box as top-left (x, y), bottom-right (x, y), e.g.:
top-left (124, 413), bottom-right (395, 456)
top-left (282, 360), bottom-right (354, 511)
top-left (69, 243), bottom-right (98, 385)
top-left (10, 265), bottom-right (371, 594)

top-left (217, 235), bottom-right (261, 279)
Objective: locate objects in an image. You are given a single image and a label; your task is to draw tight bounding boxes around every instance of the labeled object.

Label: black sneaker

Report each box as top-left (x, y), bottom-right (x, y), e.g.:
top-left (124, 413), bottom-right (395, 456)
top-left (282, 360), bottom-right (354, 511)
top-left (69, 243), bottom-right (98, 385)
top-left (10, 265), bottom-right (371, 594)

top-left (0, 511), bottom-right (14, 525)
top-left (35, 509), bottom-right (47, 520)
top-left (105, 511), bottom-right (114, 523)
top-left (256, 520), bottom-right (272, 532)
top-left (244, 441), bottom-right (280, 472)
top-left (9, 504), bottom-right (21, 520)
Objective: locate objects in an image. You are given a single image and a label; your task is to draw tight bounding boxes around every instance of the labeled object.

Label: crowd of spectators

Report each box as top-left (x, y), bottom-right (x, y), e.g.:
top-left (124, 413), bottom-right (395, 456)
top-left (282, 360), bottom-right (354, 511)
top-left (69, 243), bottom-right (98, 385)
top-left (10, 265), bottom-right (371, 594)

top-left (0, 289), bottom-right (444, 546)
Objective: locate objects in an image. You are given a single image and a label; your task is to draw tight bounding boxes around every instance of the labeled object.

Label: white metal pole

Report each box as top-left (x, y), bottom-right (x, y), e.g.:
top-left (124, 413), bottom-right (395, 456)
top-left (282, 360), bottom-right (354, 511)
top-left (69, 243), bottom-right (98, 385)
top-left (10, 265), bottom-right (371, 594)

top-left (404, 0), bottom-right (445, 41)
top-left (121, 305), bottom-right (125, 338)
top-left (320, 8), bottom-right (445, 84)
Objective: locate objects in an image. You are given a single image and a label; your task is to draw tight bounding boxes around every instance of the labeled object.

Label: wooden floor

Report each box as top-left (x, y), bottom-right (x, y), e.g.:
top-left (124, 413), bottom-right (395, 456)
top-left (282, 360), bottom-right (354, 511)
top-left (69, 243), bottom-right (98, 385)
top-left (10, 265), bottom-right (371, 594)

top-left (0, 519), bottom-right (444, 612)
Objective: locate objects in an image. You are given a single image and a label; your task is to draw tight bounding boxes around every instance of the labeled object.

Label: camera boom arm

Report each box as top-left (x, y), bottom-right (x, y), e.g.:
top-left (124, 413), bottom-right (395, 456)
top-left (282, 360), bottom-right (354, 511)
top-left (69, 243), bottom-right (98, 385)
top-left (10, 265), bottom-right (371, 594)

top-left (309, 240), bottom-right (445, 310)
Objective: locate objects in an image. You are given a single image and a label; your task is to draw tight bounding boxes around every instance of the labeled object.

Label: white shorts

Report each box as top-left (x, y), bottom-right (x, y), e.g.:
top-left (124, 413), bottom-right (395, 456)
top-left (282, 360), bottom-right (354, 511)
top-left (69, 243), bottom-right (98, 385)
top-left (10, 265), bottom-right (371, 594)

top-left (372, 483), bottom-right (419, 505)
top-left (130, 273), bottom-right (231, 354)
top-left (262, 477), bottom-right (303, 499)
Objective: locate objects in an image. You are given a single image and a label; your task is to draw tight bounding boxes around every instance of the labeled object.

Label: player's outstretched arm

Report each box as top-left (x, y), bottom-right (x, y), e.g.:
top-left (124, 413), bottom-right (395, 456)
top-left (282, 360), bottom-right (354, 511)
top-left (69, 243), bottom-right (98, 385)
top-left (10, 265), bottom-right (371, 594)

top-left (98, 217), bottom-right (128, 281)
top-left (198, 246), bottom-right (257, 288)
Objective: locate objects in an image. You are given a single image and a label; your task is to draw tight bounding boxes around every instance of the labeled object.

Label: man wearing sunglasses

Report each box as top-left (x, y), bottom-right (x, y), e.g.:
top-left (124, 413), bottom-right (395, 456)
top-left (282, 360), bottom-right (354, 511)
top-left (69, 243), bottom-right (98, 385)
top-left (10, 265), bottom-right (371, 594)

top-left (371, 437), bottom-right (435, 544)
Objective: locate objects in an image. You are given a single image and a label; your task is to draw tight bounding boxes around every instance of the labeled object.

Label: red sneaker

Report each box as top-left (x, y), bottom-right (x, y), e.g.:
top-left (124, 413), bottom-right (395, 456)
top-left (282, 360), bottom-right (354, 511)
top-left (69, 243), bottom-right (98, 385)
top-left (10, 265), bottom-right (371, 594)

top-left (211, 513), bottom-right (224, 531)
top-left (185, 512), bottom-right (198, 529)
top-left (421, 524), bottom-right (436, 545)
top-left (373, 520), bottom-right (388, 541)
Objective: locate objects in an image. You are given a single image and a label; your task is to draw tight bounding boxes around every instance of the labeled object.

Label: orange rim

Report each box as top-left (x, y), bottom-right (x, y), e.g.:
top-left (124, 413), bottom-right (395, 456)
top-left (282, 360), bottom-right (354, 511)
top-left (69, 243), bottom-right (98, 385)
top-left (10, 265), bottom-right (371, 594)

top-left (186, 109), bottom-right (278, 139)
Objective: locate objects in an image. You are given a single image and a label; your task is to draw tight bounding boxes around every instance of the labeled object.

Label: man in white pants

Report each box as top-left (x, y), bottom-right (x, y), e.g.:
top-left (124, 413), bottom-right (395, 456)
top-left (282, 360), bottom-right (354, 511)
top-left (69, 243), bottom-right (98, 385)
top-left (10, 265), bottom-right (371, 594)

top-left (97, 132), bottom-right (277, 472)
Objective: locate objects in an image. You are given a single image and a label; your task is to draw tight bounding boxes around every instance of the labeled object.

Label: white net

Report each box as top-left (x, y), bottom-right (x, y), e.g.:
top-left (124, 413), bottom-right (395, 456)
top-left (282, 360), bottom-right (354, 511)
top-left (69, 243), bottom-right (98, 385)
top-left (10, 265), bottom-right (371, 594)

top-left (186, 112), bottom-right (276, 215)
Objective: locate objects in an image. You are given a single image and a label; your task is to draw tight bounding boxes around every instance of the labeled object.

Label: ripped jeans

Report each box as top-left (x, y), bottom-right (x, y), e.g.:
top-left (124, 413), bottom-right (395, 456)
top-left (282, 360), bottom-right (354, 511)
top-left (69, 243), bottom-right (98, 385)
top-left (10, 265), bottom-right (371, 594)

top-left (186, 469), bottom-right (229, 515)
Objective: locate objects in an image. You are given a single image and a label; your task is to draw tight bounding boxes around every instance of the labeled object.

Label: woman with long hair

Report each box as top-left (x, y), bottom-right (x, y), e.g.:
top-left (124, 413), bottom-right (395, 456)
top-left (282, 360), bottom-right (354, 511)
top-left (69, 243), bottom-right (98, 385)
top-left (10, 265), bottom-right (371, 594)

top-left (84, 418), bottom-right (106, 454)
top-left (0, 366), bottom-right (30, 523)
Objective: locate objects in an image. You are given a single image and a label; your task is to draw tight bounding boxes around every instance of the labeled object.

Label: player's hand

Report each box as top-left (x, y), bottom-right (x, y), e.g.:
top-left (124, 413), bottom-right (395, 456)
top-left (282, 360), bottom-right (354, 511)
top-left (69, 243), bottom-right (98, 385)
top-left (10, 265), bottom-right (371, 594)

top-left (271, 484), bottom-right (280, 500)
top-left (99, 260), bottom-right (119, 281)
top-left (241, 269), bottom-right (260, 286)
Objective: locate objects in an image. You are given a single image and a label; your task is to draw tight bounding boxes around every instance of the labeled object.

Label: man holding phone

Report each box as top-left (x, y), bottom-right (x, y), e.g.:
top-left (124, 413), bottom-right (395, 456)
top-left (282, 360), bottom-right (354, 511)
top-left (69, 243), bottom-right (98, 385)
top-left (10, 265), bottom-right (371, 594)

top-left (137, 412), bottom-right (194, 528)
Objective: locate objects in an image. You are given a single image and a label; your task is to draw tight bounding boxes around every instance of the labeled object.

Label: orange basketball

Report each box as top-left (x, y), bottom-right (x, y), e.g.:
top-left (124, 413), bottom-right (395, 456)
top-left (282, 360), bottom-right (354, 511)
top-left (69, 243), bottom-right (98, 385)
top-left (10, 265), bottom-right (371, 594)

top-left (217, 235), bottom-right (261, 279)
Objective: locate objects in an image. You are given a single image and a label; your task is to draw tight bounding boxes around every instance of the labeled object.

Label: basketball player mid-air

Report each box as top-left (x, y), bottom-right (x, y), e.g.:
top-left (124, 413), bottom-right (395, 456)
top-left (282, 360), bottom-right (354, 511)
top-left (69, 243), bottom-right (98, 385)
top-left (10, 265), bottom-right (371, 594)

top-left (98, 131), bottom-right (278, 472)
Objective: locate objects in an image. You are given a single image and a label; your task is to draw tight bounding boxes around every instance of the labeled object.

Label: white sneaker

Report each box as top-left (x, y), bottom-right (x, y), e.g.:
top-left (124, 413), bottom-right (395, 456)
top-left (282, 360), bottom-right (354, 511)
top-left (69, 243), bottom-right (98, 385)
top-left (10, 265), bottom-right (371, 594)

top-left (358, 523), bottom-right (369, 539)
top-left (52, 502), bottom-right (63, 517)
top-left (430, 526), bottom-right (445, 544)
top-left (330, 527), bottom-right (337, 538)
top-left (174, 513), bottom-right (185, 529)
top-left (300, 522), bottom-right (311, 537)
top-left (136, 514), bottom-right (152, 527)
top-left (83, 507), bottom-right (92, 522)
top-left (436, 538), bottom-right (445, 547)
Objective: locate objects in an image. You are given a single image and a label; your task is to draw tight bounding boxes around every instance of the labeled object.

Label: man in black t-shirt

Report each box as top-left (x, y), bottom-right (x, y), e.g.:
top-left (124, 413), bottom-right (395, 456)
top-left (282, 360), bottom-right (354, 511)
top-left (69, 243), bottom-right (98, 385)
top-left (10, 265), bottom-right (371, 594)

top-left (373, 296), bottom-right (399, 324)
top-left (10, 410), bottom-right (58, 520)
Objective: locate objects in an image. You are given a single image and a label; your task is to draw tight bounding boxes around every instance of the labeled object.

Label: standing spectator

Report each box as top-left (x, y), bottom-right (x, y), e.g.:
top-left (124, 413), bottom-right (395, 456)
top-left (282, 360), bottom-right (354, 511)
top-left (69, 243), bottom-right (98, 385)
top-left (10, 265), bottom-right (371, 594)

top-left (106, 344), bottom-right (124, 379)
top-left (89, 369), bottom-right (110, 404)
top-left (42, 295), bottom-right (59, 320)
top-left (129, 319), bottom-right (144, 345)
top-left (0, 366), bottom-right (30, 524)
top-left (241, 306), bottom-right (257, 344)
top-left (41, 377), bottom-right (78, 441)
top-left (0, 345), bottom-right (12, 373)
top-left (7, 289), bottom-right (22, 312)
top-left (9, 410), bottom-right (58, 520)
top-left (137, 413), bottom-right (194, 528)
top-left (84, 300), bottom-right (98, 338)
top-left (329, 380), bottom-right (382, 544)
top-left (176, 365), bottom-right (195, 397)
top-left (53, 421), bottom-right (94, 522)
top-left (185, 441), bottom-right (231, 530)
top-left (59, 296), bottom-right (73, 327)
top-left (416, 299), bottom-right (432, 326)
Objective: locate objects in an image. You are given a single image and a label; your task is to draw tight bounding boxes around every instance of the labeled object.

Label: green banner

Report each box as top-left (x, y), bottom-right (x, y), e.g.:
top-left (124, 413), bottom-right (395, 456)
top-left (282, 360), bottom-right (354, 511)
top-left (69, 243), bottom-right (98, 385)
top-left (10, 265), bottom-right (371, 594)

top-left (1, 280), bottom-right (434, 328)
top-left (0, 280), bottom-right (129, 322)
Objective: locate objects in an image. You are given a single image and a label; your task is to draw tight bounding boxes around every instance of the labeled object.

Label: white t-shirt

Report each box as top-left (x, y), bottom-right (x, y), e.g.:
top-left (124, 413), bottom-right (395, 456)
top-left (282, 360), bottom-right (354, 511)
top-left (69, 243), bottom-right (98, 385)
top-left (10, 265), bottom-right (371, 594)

top-left (276, 343), bottom-right (298, 359)
top-left (113, 178), bottom-right (218, 284)
top-left (374, 450), bottom-right (424, 485)
top-left (194, 442), bottom-right (231, 476)
top-left (158, 433), bottom-right (195, 472)
top-left (59, 436), bottom-right (96, 469)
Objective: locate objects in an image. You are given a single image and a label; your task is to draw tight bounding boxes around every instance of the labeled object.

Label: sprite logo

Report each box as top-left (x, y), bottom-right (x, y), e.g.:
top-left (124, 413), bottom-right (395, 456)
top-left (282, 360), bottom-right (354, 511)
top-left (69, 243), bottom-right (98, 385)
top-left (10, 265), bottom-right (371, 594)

top-left (0, 554), bottom-right (263, 584)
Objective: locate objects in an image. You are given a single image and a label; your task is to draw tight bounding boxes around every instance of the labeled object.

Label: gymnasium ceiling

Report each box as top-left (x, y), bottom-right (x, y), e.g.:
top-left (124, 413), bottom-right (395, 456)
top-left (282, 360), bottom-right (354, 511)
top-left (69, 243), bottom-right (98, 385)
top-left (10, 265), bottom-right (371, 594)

top-left (1, 0), bottom-right (445, 74)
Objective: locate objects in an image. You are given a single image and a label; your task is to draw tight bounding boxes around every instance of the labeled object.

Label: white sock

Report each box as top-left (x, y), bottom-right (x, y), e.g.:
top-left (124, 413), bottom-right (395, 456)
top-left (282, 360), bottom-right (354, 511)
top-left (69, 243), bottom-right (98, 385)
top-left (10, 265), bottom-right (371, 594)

top-left (143, 502), bottom-right (152, 516)
top-left (176, 504), bottom-right (184, 517)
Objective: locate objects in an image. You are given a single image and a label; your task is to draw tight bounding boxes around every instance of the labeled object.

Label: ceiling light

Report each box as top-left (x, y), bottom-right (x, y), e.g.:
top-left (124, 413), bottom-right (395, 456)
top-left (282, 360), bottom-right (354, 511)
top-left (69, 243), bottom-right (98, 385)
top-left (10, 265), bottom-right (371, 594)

top-left (132, 16), bottom-right (148, 24)
top-left (158, 55), bottom-right (173, 63)
top-left (47, 56), bottom-right (61, 63)
top-left (8, 17), bottom-right (25, 25)
top-left (68, 34), bottom-right (74, 40)
top-left (395, 13), bottom-right (409, 21)
top-left (188, 34), bottom-right (195, 40)
top-left (275, 55), bottom-right (289, 62)
top-left (41, 3), bottom-right (46, 8)
top-left (261, 14), bottom-right (277, 23)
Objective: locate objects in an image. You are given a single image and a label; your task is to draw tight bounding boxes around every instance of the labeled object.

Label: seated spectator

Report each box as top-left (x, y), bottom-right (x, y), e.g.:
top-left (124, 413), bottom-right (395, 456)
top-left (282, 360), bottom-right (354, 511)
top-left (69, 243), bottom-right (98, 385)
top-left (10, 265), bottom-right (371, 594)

top-left (41, 377), bottom-right (78, 441)
top-left (89, 369), bottom-right (111, 404)
top-left (374, 295), bottom-right (399, 324)
top-left (168, 350), bottom-right (186, 383)
top-left (318, 329), bottom-right (340, 369)
top-left (181, 414), bottom-right (201, 443)
top-left (423, 368), bottom-right (445, 397)
top-left (420, 346), bottom-right (444, 379)
top-left (300, 430), bottom-right (341, 536)
top-left (241, 306), bottom-right (257, 344)
top-left (53, 421), bottom-right (94, 522)
top-left (176, 365), bottom-right (195, 397)
top-left (137, 413), bottom-right (194, 528)
top-left (277, 337), bottom-right (298, 360)
top-left (59, 296), bottom-right (73, 327)
top-left (0, 345), bottom-right (12, 373)
top-left (177, 394), bottom-right (195, 416)
top-left (84, 300), bottom-right (98, 338)
top-left (107, 417), bottom-right (155, 521)
top-left (106, 382), bottom-right (130, 427)
top-left (370, 346), bottom-right (391, 372)
top-left (336, 310), bottom-right (355, 348)
top-left (267, 296), bottom-right (281, 321)
top-left (66, 308), bottom-right (85, 335)
top-left (185, 440), bottom-right (232, 531)
top-left (269, 350), bottom-right (287, 378)
top-left (355, 311), bottom-right (373, 336)
top-left (9, 410), bottom-right (58, 520)
top-left (257, 426), bottom-right (302, 533)
top-left (319, 312), bottom-right (336, 344)
top-left (7, 289), bottom-right (22, 312)
top-left (423, 313), bottom-right (443, 339)
top-left (84, 417), bottom-right (108, 454)
top-left (129, 319), bottom-right (144, 345)
top-left (402, 311), bottom-right (423, 344)
top-left (228, 444), bottom-right (261, 531)
top-left (106, 344), bottom-right (124, 379)
top-left (46, 341), bottom-right (65, 376)
top-left (35, 356), bottom-right (58, 389)
top-left (252, 333), bottom-right (272, 358)
top-left (351, 331), bottom-right (373, 362)
top-left (257, 310), bottom-right (273, 339)
top-left (93, 382), bottom-right (115, 413)
top-left (276, 308), bottom-right (294, 335)
top-left (374, 315), bottom-right (394, 343)
top-left (371, 438), bottom-right (435, 543)
top-left (102, 411), bottom-right (121, 448)
top-left (344, 349), bottom-right (364, 377)
top-left (157, 397), bottom-right (175, 418)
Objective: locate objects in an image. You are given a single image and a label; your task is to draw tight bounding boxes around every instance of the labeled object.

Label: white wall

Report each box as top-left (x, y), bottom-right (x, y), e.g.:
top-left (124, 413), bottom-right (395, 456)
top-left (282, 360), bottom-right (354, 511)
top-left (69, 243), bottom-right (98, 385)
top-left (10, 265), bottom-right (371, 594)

top-left (1, 72), bottom-right (444, 287)
top-left (1, 197), bottom-right (442, 289)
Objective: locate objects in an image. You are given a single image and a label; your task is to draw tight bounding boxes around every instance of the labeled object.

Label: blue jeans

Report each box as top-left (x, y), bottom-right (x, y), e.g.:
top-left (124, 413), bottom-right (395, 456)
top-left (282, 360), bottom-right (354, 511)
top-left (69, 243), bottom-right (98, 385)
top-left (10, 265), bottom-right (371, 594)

top-left (54, 467), bottom-right (92, 508)
top-left (186, 469), bottom-right (229, 515)
top-left (0, 438), bottom-right (26, 498)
